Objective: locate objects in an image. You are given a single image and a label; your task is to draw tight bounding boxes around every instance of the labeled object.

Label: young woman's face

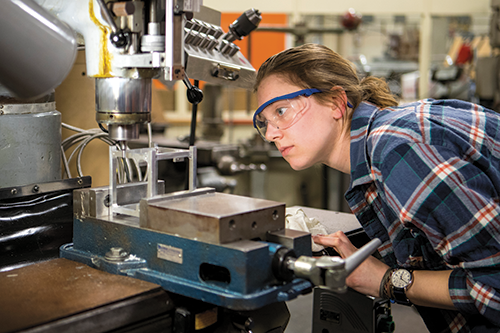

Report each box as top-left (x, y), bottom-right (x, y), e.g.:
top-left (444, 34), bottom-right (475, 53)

top-left (256, 75), bottom-right (347, 171)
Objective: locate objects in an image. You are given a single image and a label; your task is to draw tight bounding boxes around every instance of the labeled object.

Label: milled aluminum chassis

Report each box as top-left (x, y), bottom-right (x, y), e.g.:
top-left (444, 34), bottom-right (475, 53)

top-left (61, 185), bottom-right (313, 311)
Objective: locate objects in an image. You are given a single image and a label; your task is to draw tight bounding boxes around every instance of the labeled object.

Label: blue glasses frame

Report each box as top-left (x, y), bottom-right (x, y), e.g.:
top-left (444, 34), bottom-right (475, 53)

top-left (253, 88), bottom-right (353, 129)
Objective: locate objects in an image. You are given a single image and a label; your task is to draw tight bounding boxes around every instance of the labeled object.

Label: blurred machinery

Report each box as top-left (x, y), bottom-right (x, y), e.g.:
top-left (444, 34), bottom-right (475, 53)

top-left (0, 1), bottom-right (385, 332)
top-left (340, 8), bottom-right (362, 31)
top-left (475, 0), bottom-right (500, 111)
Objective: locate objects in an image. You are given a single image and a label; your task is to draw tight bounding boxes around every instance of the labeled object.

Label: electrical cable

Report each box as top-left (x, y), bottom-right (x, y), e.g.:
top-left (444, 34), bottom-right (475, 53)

top-left (61, 145), bottom-right (72, 179)
top-left (75, 132), bottom-right (109, 177)
top-left (61, 122), bottom-right (143, 182)
top-left (98, 123), bottom-right (109, 133)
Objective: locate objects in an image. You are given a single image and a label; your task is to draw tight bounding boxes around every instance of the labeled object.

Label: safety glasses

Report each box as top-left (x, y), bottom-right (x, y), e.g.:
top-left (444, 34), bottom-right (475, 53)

top-left (253, 88), bottom-right (323, 140)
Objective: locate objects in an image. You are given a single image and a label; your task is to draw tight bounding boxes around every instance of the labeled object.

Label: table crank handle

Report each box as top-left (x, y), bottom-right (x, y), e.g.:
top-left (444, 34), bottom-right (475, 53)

top-left (344, 238), bottom-right (382, 275)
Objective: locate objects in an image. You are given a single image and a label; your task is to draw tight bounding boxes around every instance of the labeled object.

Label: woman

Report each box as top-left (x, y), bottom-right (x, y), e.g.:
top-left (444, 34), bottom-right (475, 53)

top-left (253, 43), bottom-right (500, 332)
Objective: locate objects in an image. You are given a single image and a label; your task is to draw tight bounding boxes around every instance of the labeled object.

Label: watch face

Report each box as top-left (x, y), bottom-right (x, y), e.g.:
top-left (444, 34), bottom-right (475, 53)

top-left (391, 269), bottom-right (412, 288)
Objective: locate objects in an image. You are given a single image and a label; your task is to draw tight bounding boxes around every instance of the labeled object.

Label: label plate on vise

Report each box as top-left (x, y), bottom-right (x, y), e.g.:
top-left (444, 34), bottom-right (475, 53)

top-left (157, 243), bottom-right (183, 264)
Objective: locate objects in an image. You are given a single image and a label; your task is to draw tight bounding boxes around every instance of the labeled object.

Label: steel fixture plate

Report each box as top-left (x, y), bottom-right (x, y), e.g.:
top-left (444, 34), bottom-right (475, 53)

top-left (140, 192), bottom-right (285, 244)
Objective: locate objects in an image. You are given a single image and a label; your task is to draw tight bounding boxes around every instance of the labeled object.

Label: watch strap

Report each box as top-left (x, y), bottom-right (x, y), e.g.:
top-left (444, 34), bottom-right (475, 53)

top-left (392, 285), bottom-right (412, 305)
top-left (379, 268), bottom-right (392, 299)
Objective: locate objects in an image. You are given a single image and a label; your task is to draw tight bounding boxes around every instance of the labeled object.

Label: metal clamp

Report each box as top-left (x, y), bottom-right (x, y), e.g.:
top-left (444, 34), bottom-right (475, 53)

top-left (212, 63), bottom-right (241, 81)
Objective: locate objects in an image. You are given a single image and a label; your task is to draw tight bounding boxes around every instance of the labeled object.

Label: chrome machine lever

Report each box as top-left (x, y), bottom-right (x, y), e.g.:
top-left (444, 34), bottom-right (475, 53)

top-left (284, 238), bottom-right (382, 293)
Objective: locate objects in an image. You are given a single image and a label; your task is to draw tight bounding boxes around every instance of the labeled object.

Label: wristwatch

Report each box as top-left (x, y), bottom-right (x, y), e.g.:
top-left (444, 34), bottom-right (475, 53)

top-left (390, 268), bottom-right (414, 305)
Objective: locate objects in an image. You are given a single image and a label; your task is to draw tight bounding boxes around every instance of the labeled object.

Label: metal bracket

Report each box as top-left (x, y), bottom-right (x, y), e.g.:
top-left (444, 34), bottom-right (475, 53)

top-left (109, 146), bottom-right (197, 217)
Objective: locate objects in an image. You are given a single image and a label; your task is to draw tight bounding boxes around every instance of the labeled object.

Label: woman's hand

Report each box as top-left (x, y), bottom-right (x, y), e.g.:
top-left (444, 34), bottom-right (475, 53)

top-left (312, 231), bottom-right (389, 297)
top-left (313, 231), bottom-right (455, 309)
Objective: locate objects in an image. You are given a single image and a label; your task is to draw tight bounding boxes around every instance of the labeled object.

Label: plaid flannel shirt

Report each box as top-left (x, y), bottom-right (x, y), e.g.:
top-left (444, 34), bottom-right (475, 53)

top-left (346, 100), bottom-right (500, 332)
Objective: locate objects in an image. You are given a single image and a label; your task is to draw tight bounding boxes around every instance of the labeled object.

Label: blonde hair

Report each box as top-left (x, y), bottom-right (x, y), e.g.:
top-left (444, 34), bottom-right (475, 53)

top-left (254, 44), bottom-right (398, 128)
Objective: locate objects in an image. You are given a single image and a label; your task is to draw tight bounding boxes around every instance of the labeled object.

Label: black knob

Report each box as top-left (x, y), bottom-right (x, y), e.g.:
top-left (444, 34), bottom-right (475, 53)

top-left (110, 30), bottom-right (130, 48)
top-left (186, 85), bottom-right (203, 105)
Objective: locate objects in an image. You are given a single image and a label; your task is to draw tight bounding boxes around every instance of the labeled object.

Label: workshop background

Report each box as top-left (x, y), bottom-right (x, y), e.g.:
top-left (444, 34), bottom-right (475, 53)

top-left (57, 0), bottom-right (495, 214)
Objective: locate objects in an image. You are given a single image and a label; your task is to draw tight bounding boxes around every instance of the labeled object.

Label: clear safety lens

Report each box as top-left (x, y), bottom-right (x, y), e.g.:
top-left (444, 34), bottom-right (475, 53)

top-left (254, 95), bottom-right (310, 140)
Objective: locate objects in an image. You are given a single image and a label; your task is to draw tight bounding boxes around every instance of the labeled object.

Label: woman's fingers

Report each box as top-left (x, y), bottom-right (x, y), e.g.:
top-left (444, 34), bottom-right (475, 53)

top-left (312, 231), bottom-right (357, 258)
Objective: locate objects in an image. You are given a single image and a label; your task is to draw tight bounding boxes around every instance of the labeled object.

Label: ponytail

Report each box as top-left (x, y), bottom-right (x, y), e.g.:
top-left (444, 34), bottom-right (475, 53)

top-left (359, 76), bottom-right (399, 109)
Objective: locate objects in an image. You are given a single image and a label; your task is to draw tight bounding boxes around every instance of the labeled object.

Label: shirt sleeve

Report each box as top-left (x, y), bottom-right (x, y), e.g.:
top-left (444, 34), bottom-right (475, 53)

top-left (373, 141), bottom-right (500, 326)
